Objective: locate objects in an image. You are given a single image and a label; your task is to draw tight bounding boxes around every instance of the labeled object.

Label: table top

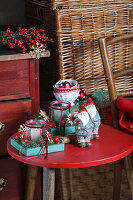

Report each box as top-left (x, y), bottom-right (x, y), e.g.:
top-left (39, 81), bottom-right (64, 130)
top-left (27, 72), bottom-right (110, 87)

top-left (0, 49), bottom-right (50, 61)
top-left (7, 124), bottom-right (133, 168)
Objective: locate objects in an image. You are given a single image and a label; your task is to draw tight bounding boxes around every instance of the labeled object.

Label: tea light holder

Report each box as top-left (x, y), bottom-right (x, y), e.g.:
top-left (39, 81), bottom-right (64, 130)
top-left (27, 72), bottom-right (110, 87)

top-left (50, 101), bottom-right (71, 135)
top-left (25, 119), bottom-right (46, 141)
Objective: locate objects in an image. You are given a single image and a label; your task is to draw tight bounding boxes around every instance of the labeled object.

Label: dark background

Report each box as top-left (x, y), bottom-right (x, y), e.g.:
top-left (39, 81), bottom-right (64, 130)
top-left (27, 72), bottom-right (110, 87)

top-left (0, 0), bottom-right (26, 26)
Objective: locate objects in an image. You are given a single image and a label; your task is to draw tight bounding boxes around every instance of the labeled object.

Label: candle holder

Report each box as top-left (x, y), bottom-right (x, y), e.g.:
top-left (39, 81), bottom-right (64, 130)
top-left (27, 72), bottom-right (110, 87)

top-left (25, 119), bottom-right (46, 141)
top-left (50, 101), bottom-right (71, 135)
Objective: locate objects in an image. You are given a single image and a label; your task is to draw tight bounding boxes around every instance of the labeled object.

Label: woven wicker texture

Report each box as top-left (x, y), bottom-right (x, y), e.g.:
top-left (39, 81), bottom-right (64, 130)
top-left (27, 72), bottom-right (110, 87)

top-left (26, 1), bottom-right (133, 96)
top-left (107, 39), bottom-right (133, 96)
top-left (55, 163), bottom-right (131, 200)
top-left (55, 2), bottom-right (133, 96)
top-left (26, 0), bottom-right (133, 10)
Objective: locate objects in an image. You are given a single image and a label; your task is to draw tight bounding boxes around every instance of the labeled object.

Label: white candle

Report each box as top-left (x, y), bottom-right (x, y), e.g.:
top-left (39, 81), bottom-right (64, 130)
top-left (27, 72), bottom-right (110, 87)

top-left (30, 128), bottom-right (41, 141)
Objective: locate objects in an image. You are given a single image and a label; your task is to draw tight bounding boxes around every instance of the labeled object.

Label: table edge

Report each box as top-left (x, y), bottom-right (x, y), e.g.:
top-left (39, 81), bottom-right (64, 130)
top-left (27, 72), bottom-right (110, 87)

top-left (7, 140), bottom-right (133, 168)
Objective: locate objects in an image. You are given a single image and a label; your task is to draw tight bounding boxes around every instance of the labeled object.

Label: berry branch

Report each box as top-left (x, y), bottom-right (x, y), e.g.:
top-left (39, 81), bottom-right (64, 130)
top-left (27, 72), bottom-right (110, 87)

top-left (0, 27), bottom-right (53, 55)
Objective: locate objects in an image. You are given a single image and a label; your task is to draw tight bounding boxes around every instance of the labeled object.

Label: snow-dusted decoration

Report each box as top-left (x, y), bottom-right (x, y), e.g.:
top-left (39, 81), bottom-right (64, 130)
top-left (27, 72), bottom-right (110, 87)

top-left (29, 43), bottom-right (46, 59)
top-left (66, 113), bottom-right (74, 125)
top-left (39, 110), bottom-right (49, 122)
top-left (18, 124), bottom-right (26, 138)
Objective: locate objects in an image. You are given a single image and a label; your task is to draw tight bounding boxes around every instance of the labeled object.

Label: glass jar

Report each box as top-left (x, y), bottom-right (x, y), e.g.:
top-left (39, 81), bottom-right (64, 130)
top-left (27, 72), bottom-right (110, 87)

top-left (25, 119), bottom-right (46, 141)
top-left (50, 101), bottom-right (71, 125)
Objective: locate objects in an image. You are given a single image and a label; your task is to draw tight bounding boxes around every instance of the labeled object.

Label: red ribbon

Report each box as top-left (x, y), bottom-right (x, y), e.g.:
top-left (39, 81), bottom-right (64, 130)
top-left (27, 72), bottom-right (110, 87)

top-left (59, 108), bottom-right (64, 135)
top-left (50, 101), bottom-right (71, 135)
top-left (39, 124), bottom-right (48, 159)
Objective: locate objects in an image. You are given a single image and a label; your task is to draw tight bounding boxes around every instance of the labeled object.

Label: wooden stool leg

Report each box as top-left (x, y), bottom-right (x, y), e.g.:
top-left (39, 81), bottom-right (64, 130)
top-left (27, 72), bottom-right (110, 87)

top-left (43, 167), bottom-right (55, 200)
top-left (124, 153), bottom-right (133, 200)
top-left (25, 165), bottom-right (38, 200)
top-left (113, 160), bottom-right (122, 200)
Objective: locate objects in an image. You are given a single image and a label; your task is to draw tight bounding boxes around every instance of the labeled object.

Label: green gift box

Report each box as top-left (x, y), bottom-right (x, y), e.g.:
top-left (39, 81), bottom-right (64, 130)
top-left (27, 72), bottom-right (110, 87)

top-left (10, 138), bottom-right (64, 157)
top-left (47, 126), bottom-right (59, 136)
top-left (47, 125), bottom-right (75, 136)
top-left (65, 125), bottom-right (75, 134)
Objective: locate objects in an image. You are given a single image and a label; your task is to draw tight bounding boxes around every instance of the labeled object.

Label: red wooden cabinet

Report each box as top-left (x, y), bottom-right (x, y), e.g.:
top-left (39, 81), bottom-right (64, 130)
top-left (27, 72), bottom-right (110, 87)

top-left (0, 52), bottom-right (50, 155)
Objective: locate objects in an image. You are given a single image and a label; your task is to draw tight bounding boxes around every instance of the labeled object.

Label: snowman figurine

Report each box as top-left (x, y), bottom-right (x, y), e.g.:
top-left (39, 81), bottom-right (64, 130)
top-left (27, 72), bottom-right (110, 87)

top-left (74, 104), bottom-right (93, 148)
top-left (86, 97), bottom-right (101, 139)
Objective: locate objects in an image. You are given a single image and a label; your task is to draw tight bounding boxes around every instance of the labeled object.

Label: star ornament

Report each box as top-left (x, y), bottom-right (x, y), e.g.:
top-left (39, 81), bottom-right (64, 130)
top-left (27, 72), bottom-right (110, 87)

top-left (29, 43), bottom-right (46, 59)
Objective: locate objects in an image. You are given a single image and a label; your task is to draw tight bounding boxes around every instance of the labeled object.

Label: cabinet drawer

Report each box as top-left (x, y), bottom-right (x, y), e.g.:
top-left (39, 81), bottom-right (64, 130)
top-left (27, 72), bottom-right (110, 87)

top-left (0, 59), bottom-right (30, 101)
top-left (0, 100), bottom-right (32, 155)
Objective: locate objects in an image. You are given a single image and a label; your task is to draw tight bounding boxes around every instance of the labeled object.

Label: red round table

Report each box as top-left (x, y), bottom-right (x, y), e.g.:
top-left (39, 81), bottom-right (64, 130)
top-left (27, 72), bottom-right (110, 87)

top-left (7, 124), bottom-right (133, 200)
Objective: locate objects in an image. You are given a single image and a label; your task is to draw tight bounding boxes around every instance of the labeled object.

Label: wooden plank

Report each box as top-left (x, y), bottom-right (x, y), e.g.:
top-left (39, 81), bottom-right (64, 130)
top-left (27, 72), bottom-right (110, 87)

top-left (25, 165), bottom-right (38, 200)
top-left (43, 167), bottom-right (55, 200)
top-left (0, 100), bottom-right (32, 155)
top-left (0, 59), bottom-right (30, 100)
top-left (0, 51), bottom-right (50, 61)
top-left (29, 59), bottom-right (40, 116)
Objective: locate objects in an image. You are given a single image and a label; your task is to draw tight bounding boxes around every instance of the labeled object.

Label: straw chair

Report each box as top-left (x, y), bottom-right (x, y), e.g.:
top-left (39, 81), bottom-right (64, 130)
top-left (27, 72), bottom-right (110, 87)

top-left (98, 34), bottom-right (133, 200)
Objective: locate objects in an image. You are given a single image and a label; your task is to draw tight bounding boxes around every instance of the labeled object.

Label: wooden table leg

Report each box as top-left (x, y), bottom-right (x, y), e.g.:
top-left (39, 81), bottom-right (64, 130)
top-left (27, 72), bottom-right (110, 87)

top-left (124, 153), bottom-right (133, 200)
top-left (42, 167), bottom-right (55, 200)
top-left (25, 165), bottom-right (38, 200)
top-left (113, 159), bottom-right (122, 200)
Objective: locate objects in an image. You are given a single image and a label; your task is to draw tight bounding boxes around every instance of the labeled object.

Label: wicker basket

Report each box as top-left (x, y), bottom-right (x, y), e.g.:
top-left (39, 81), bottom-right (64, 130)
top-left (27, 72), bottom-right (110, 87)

top-left (95, 102), bottom-right (110, 124)
top-left (25, 0), bottom-right (133, 10)
top-left (26, 1), bottom-right (133, 97)
top-left (55, 163), bottom-right (131, 200)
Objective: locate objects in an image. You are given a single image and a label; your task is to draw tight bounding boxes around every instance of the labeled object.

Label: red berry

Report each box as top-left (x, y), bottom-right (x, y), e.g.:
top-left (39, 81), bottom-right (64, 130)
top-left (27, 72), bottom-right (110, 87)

top-left (21, 137), bottom-right (28, 145)
top-left (53, 136), bottom-right (60, 142)
top-left (47, 120), bottom-right (56, 128)
top-left (50, 123), bottom-right (56, 128)
top-left (15, 133), bottom-right (20, 140)
top-left (55, 141), bottom-right (60, 144)
top-left (77, 120), bottom-right (81, 124)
